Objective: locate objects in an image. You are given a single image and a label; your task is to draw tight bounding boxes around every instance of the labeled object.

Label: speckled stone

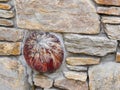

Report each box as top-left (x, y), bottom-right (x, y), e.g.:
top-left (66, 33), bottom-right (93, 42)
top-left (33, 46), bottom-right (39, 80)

top-left (0, 3), bottom-right (11, 10)
top-left (0, 19), bottom-right (13, 26)
top-left (0, 27), bottom-right (24, 42)
top-left (15, 0), bottom-right (100, 34)
top-left (94, 0), bottom-right (120, 6)
top-left (0, 42), bottom-right (21, 55)
top-left (0, 10), bottom-right (14, 18)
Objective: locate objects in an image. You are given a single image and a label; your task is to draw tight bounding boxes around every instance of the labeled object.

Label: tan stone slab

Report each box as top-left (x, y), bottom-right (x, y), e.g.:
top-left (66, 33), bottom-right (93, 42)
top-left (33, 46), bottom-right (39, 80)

top-left (116, 52), bottom-right (120, 62)
top-left (0, 42), bottom-right (21, 55)
top-left (0, 3), bottom-right (11, 10)
top-left (54, 77), bottom-right (88, 90)
top-left (0, 27), bottom-right (24, 41)
top-left (63, 71), bottom-right (87, 82)
top-left (66, 57), bottom-right (100, 66)
top-left (102, 16), bottom-right (120, 24)
top-left (64, 34), bottom-right (117, 56)
top-left (94, 0), bottom-right (120, 6)
top-left (0, 0), bottom-right (9, 2)
top-left (33, 75), bottom-right (53, 89)
top-left (0, 57), bottom-right (29, 90)
top-left (0, 10), bottom-right (14, 18)
top-left (105, 24), bottom-right (120, 40)
top-left (97, 7), bottom-right (120, 16)
top-left (0, 19), bottom-right (13, 26)
top-left (67, 65), bottom-right (87, 72)
top-left (15, 0), bottom-right (100, 34)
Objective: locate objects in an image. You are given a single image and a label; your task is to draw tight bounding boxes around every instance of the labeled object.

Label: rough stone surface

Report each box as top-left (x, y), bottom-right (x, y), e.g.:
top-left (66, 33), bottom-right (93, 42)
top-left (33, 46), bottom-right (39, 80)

top-left (66, 57), bottom-right (100, 66)
top-left (54, 77), bottom-right (88, 90)
top-left (0, 19), bottom-right (13, 26)
top-left (67, 65), bottom-right (87, 72)
top-left (33, 75), bottom-right (53, 89)
top-left (105, 24), bottom-right (120, 40)
top-left (0, 0), bottom-right (9, 2)
top-left (0, 3), bottom-right (11, 10)
top-left (44, 88), bottom-right (59, 90)
top-left (15, 0), bottom-right (100, 34)
top-left (64, 34), bottom-right (117, 56)
top-left (0, 57), bottom-right (29, 90)
top-left (89, 62), bottom-right (120, 90)
top-left (102, 16), bottom-right (120, 24)
top-left (63, 71), bottom-right (87, 82)
top-left (35, 88), bottom-right (42, 90)
top-left (0, 10), bottom-right (14, 18)
top-left (0, 27), bottom-right (24, 42)
top-left (116, 52), bottom-right (120, 62)
top-left (94, 0), bottom-right (120, 6)
top-left (0, 42), bottom-right (21, 55)
top-left (97, 7), bottom-right (120, 16)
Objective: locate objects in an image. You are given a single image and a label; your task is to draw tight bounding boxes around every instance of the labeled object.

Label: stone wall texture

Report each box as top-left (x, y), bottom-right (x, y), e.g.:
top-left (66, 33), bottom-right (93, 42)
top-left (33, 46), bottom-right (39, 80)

top-left (0, 0), bottom-right (120, 90)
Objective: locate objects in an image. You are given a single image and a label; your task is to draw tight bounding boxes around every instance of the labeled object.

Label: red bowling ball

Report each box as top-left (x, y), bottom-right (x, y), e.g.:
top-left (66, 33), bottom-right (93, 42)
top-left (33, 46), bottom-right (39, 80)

top-left (23, 31), bottom-right (64, 73)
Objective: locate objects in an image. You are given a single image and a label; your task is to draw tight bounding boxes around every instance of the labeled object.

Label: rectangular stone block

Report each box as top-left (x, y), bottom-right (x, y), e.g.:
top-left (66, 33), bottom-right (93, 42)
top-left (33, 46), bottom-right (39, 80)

top-left (0, 0), bottom-right (9, 2)
top-left (15, 0), bottom-right (100, 34)
top-left (0, 10), bottom-right (14, 19)
top-left (0, 19), bottom-right (13, 27)
top-left (63, 71), bottom-right (87, 82)
top-left (97, 7), bottom-right (120, 16)
top-left (64, 34), bottom-right (117, 56)
top-left (54, 77), bottom-right (88, 90)
top-left (102, 16), bottom-right (120, 24)
top-left (67, 65), bottom-right (87, 72)
top-left (0, 27), bottom-right (24, 41)
top-left (0, 42), bottom-right (21, 55)
top-left (33, 75), bottom-right (53, 89)
top-left (116, 52), bottom-right (120, 62)
top-left (66, 57), bottom-right (100, 66)
top-left (105, 24), bottom-right (120, 40)
top-left (94, 0), bottom-right (120, 6)
top-left (0, 3), bottom-right (11, 10)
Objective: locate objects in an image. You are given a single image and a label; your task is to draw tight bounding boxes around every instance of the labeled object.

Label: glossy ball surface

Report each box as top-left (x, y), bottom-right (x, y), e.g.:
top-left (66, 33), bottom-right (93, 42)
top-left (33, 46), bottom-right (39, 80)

top-left (23, 31), bottom-right (64, 73)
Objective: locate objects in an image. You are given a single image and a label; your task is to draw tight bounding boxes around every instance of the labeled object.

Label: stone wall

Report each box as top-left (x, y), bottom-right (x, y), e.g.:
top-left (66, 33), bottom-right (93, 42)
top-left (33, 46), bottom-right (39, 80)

top-left (0, 0), bottom-right (120, 90)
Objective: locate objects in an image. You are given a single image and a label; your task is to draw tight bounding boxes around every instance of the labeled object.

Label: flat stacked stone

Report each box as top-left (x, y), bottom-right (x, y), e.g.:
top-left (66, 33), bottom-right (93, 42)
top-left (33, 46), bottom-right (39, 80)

top-left (0, 10), bottom-right (14, 18)
top-left (94, 0), bottom-right (120, 6)
top-left (102, 16), bottom-right (120, 24)
top-left (66, 65), bottom-right (87, 72)
top-left (63, 71), bottom-right (87, 82)
top-left (105, 24), bottom-right (120, 40)
top-left (0, 27), bottom-right (24, 42)
top-left (97, 7), bottom-right (120, 16)
top-left (0, 19), bottom-right (13, 26)
top-left (0, 42), bottom-right (21, 55)
top-left (33, 75), bottom-right (53, 89)
top-left (0, 0), bottom-right (9, 2)
top-left (116, 52), bottom-right (120, 62)
top-left (15, 0), bottom-right (100, 34)
top-left (0, 3), bottom-right (11, 10)
top-left (66, 57), bottom-right (100, 65)
top-left (64, 34), bottom-right (117, 56)
top-left (54, 77), bottom-right (88, 90)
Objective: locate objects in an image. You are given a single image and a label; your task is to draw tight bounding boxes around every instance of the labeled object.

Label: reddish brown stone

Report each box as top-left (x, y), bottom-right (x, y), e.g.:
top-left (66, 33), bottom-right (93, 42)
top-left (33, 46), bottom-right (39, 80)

top-left (94, 0), bottom-right (120, 6)
top-left (23, 31), bottom-right (64, 73)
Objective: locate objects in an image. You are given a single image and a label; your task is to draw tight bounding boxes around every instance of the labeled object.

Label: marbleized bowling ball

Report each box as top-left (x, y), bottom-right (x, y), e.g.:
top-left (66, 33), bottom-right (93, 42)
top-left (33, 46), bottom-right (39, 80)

top-left (23, 31), bottom-right (64, 73)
